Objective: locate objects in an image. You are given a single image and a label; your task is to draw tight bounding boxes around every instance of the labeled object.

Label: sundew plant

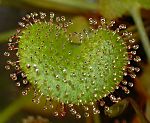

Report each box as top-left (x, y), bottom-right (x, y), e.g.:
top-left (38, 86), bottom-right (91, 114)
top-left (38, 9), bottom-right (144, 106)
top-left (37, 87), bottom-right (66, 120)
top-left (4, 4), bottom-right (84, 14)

top-left (4, 12), bottom-right (141, 119)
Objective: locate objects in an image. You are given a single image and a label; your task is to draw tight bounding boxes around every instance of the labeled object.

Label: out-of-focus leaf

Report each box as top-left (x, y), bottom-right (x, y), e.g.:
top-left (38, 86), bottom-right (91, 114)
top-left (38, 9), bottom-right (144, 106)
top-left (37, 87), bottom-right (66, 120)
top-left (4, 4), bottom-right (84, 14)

top-left (138, 0), bottom-right (150, 9)
top-left (23, 0), bottom-right (98, 13)
top-left (131, 5), bottom-right (150, 62)
top-left (145, 101), bottom-right (150, 121)
top-left (0, 0), bottom-right (23, 7)
top-left (104, 99), bottom-right (129, 118)
top-left (139, 64), bottom-right (150, 121)
top-left (0, 30), bottom-right (15, 43)
top-left (98, 0), bottom-right (133, 19)
top-left (98, 0), bottom-right (150, 19)
top-left (1, 0), bottom-right (98, 13)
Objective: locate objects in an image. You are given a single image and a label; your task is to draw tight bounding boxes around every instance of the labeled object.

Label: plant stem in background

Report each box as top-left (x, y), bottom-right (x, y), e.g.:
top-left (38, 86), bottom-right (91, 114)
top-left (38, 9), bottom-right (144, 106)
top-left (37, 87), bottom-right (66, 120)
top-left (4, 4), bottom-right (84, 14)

top-left (93, 113), bottom-right (101, 123)
top-left (0, 30), bottom-right (15, 43)
top-left (127, 98), bottom-right (149, 123)
top-left (23, 0), bottom-right (98, 13)
top-left (0, 95), bottom-right (31, 123)
top-left (130, 5), bottom-right (150, 63)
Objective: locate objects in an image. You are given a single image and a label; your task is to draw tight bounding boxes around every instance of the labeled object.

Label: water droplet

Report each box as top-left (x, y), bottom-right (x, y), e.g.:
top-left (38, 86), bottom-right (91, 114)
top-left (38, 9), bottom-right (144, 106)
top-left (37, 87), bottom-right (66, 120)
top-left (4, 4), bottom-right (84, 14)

top-left (40, 12), bottom-right (46, 19)
top-left (114, 78), bottom-right (117, 81)
top-left (55, 75), bottom-right (59, 80)
top-left (108, 20), bottom-right (115, 27)
top-left (22, 17), bottom-right (26, 21)
top-left (128, 32), bottom-right (132, 37)
top-left (134, 67), bottom-right (140, 72)
top-left (76, 113), bottom-right (81, 119)
top-left (119, 24), bottom-right (126, 29)
top-left (99, 100), bottom-right (105, 106)
top-left (33, 12), bottom-right (38, 16)
top-left (61, 16), bottom-right (65, 21)
top-left (110, 95), bottom-right (117, 102)
top-left (123, 32), bottom-right (129, 36)
top-left (115, 85), bottom-right (119, 89)
top-left (104, 106), bottom-right (109, 112)
top-left (71, 72), bottom-right (76, 77)
top-left (133, 45), bottom-right (139, 50)
top-left (26, 14), bottom-right (31, 19)
top-left (54, 112), bottom-right (59, 116)
top-left (64, 22), bottom-right (69, 28)
top-left (15, 65), bottom-right (20, 70)
top-left (56, 17), bottom-right (60, 22)
top-left (50, 104), bottom-right (54, 109)
top-left (21, 73), bottom-right (26, 78)
top-left (122, 80), bottom-right (127, 85)
top-left (16, 82), bottom-right (20, 87)
top-left (32, 98), bottom-right (36, 103)
top-left (129, 39), bottom-right (135, 43)
top-left (84, 112), bottom-right (89, 117)
top-left (131, 51), bottom-right (136, 55)
top-left (124, 72), bottom-right (128, 76)
top-left (43, 106), bottom-right (47, 110)
top-left (8, 38), bottom-right (12, 42)
top-left (5, 65), bottom-right (10, 70)
top-left (23, 79), bottom-right (28, 84)
top-left (35, 69), bottom-right (39, 73)
top-left (18, 22), bottom-right (25, 27)
top-left (127, 45), bottom-right (131, 49)
top-left (4, 52), bottom-right (10, 57)
top-left (128, 82), bottom-right (133, 87)
top-left (35, 99), bottom-right (40, 104)
top-left (125, 89), bottom-right (130, 94)
top-left (33, 64), bottom-right (37, 68)
top-left (93, 20), bottom-right (97, 25)
top-left (100, 17), bottom-right (105, 25)
top-left (130, 73), bottom-right (136, 78)
top-left (93, 109), bottom-right (100, 114)
top-left (50, 12), bottom-right (55, 18)
top-left (63, 68), bottom-right (67, 74)
top-left (134, 56), bottom-right (141, 62)
top-left (70, 108), bottom-right (76, 115)
top-left (22, 90), bottom-right (28, 95)
top-left (96, 110), bottom-right (100, 114)
top-left (10, 73), bottom-right (17, 80)
top-left (56, 84), bottom-right (60, 90)
top-left (26, 64), bottom-right (30, 68)
top-left (89, 18), bottom-right (94, 25)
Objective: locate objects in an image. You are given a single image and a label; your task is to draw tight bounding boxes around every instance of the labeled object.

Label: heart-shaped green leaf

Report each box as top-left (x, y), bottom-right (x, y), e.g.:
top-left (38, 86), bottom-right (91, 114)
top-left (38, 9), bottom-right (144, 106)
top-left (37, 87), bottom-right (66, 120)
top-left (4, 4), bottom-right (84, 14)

top-left (18, 20), bottom-right (127, 105)
top-left (5, 13), bottom-right (141, 118)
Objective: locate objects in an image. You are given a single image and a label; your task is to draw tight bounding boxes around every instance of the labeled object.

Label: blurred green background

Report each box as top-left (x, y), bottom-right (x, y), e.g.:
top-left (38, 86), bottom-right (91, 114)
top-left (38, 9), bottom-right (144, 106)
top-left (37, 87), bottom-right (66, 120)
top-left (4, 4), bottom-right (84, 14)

top-left (0, 0), bottom-right (150, 123)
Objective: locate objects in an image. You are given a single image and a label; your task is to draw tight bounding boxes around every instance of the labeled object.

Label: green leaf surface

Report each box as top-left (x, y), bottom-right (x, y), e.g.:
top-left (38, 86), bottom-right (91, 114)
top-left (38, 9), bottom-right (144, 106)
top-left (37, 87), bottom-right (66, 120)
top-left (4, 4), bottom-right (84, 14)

top-left (18, 21), bottom-right (127, 105)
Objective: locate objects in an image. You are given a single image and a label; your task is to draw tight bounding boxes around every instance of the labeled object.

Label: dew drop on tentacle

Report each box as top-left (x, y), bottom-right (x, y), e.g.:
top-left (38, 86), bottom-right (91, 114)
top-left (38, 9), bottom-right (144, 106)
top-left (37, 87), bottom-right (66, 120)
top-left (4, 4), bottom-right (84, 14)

top-left (10, 73), bottom-right (17, 80)
top-left (5, 65), bottom-right (10, 70)
top-left (119, 24), bottom-right (126, 30)
top-left (4, 52), bottom-right (10, 57)
top-left (16, 82), bottom-right (21, 87)
top-left (50, 12), bottom-right (55, 19)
